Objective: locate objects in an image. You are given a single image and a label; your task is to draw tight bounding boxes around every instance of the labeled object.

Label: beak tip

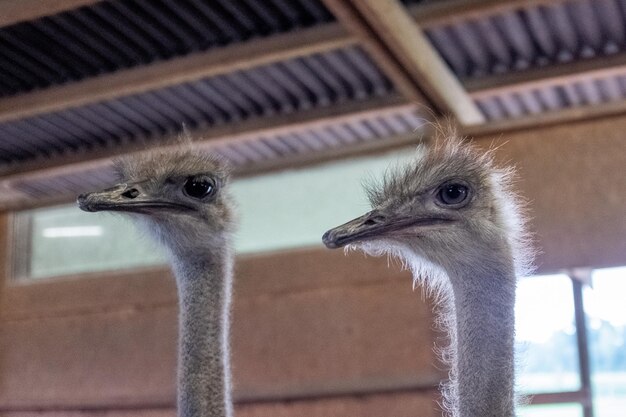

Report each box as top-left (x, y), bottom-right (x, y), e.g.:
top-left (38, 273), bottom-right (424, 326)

top-left (76, 193), bottom-right (95, 212)
top-left (322, 230), bottom-right (340, 249)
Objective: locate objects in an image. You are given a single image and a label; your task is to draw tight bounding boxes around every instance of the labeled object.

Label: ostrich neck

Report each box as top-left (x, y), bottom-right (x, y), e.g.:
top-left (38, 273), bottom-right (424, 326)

top-left (171, 246), bottom-right (233, 417)
top-left (446, 250), bottom-right (517, 417)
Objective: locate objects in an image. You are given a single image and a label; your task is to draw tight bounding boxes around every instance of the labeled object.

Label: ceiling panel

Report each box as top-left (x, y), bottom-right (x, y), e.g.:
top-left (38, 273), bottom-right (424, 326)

top-left (0, 0), bottom-right (335, 97)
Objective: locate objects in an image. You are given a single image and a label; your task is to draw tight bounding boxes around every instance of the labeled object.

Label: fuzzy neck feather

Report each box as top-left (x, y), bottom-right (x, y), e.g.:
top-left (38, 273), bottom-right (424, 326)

top-left (358, 238), bottom-right (519, 417)
top-left (359, 132), bottom-right (529, 417)
top-left (170, 245), bottom-right (234, 417)
top-left (443, 246), bottom-right (517, 417)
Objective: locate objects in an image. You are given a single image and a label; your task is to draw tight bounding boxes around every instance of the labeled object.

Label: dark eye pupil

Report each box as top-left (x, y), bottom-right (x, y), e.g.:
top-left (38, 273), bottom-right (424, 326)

top-left (184, 177), bottom-right (213, 198)
top-left (440, 184), bottom-right (468, 205)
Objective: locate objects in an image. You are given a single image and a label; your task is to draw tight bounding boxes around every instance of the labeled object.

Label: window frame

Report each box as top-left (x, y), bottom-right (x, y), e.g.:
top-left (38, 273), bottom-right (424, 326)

top-left (0, 214), bottom-right (9, 284)
top-left (521, 271), bottom-right (594, 417)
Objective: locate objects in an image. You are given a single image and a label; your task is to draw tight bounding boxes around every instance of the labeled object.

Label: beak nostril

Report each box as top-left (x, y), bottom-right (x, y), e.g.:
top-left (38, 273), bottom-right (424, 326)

top-left (122, 188), bottom-right (140, 199)
top-left (364, 215), bottom-right (385, 226)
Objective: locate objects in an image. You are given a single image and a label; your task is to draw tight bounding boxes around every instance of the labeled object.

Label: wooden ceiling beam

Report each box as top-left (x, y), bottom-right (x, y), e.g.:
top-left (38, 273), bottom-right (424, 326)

top-left (0, 23), bottom-right (355, 124)
top-left (409, 0), bottom-right (573, 29)
top-left (0, 94), bottom-right (414, 184)
top-left (0, 0), bottom-right (102, 27)
top-left (463, 99), bottom-right (626, 138)
top-left (320, 0), bottom-right (431, 106)
top-left (466, 52), bottom-right (626, 99)
top-left (323, 0), bottom-right (485, 126)
top-left (460, 53), bottom-right (626, 133)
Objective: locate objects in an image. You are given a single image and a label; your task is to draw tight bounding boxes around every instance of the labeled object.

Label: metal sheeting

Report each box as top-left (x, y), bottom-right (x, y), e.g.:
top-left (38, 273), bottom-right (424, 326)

top-left (475, 74), bottom-right (626, 121)
top-left (0, 0), bottom-right (334, 97)
top-left (0, 46), bottom-right (394, 164)
top-left (420, 0), bottom-right (626, 120)
top-left (11, 166), bottom-right (119, 200)
top-left (210, 108), bottom-right (425, 167)
top-left (10, 107), bottom-right (424, 200)
top-left (427, 0), bottom-right (626, 79)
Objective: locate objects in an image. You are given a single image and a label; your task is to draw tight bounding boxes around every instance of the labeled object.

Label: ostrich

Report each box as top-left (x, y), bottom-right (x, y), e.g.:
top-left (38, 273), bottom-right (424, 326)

top-left (77, 146), bottom-right (235, 417)
top-left (322, 132), bottom-right (531, 417)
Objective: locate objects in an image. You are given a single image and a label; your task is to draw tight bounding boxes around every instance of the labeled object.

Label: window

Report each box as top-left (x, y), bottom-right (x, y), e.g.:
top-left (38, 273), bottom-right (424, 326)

top-left (11, 150), bottom-right (414, 280)
top-left (14, 205), bottom-right (166, 279)
top-left (585, 267), bottom-right (626, 417)
top-left (516, 274), bottom-right (580, 394)
top-left (516, 268), bottom-right (626, 417)
top-left (519, 404), bottom-right (583, 417)
top-left (516, 273), bottom-right (585, 417)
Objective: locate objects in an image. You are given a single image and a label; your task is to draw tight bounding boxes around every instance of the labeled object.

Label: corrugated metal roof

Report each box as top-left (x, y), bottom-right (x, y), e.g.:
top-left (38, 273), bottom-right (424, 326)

top-left (10, 165), bottom-right (119, 200)
top-left (475, 73), bottom-right (626, 121)
top-left (420, 0), bottom-right (626, 120)
top-left (6, 105), bottom-right (424, 201)
top-left (427, 0), bottom-right (625, 79)
top-left (0, 46), bottom-right (393, 164)
top-left (209, 106), bottom-right (424, 166)
top-left (0, 0), bottom-right (334, 97)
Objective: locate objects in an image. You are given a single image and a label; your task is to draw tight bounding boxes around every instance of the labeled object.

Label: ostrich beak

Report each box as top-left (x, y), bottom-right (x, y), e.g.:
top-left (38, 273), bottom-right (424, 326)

top-left (77, 182), bottom-right (193, 213)
top-left (322, 209), bottom-right (452, 249)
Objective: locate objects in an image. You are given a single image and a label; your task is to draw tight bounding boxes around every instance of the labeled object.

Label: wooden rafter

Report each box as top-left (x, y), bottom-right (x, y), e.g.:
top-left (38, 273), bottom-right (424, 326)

top-left (322, 0), bottom-right (485, 126)
top-left (466, 52), bottom-right (626, 99)
top-left (320, 0), bottom-right (429, 105)
top-left (0, 213), bottom-right (10, 282)
top-left (0, 0), bottom-right (102, 27)
top-left (409, 0), bottom-right (573, 29)
top-left (464, 98), bottom-right (626, 137)
top-left (0, 23), bottom-right (355, 124)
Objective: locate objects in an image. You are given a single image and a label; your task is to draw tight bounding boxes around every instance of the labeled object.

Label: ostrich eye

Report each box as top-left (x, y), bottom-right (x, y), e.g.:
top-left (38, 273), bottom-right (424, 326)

top-left (183, 176), bottom-right (214, 199)
top-left (438, 183), bottom-right (469, 206)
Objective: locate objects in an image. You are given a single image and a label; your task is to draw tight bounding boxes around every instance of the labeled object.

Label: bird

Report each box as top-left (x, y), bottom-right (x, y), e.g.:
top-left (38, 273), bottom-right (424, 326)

top-left (77, 144), bottom-right (236, 417)
top-left (322, 129), bottom-right (532, 417)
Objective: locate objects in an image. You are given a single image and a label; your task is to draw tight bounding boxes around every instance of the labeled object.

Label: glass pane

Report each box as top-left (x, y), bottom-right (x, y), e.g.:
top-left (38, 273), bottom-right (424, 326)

top-left (515, 274), bottom-right (580, 394)
top-left (15, 149), bottom-right (415, 280)
top-left (519, 403), bottom-right (582, 417)
top-left (25, 205), bottom-right (167, 279)
top-left (585, 267), bottom-right (626, 417)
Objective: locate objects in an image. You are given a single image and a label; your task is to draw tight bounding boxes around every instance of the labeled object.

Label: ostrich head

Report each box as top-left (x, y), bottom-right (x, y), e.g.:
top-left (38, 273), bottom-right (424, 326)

top-left (323, 134), bottom-right (530, 286)
top-left (78, 147), bottom-right (234, 257)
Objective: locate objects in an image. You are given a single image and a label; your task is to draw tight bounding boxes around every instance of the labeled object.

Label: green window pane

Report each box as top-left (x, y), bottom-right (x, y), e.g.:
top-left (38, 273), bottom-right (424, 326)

top-left (515, 274), bottom-right (580, 393)
top-left (585, 267), bottom-right (626, 417)
top-left (519, 403), bottom-right (582, 417)
top-left (26, 206), bottom-right (166, 279)
top-left (15, 149), bottom-right (415, 280)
